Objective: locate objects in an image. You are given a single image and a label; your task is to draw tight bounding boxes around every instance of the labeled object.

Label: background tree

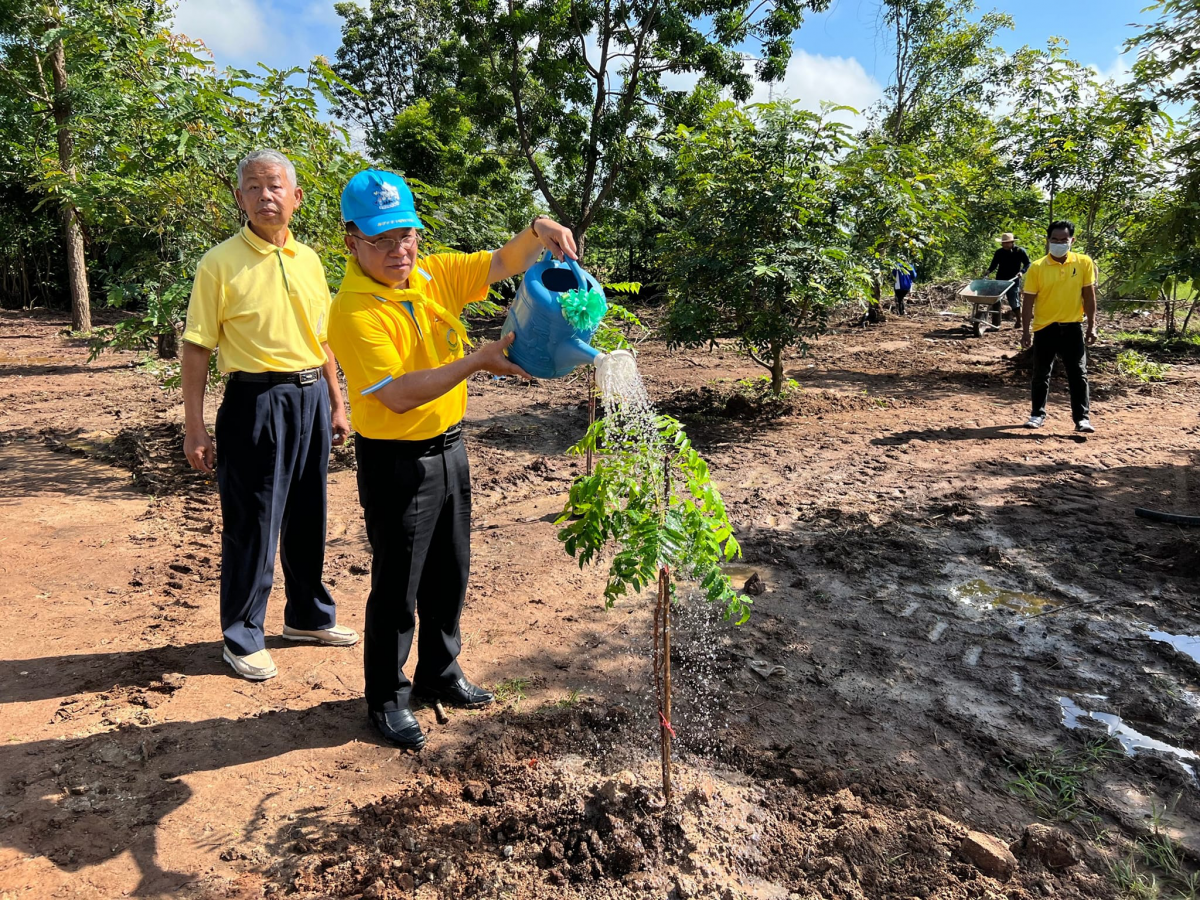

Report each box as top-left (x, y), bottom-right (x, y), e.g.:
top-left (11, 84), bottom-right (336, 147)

top-left (0, 0), bottom-right (100, 331)
top-left (1124, 0), bottom-right (1200, 293)
top-left (869, 0), bottom-right (1025, 284)
top-left (330, 0), bottom-right (454, 153)
top-left (998, 44), bottom-right (1103, 233)
top-left (378, 96), bottom-right (536, 252)
top-left (881, 0), bottom-right (1014, 146)
top-left (662, 101), bottom-right (861, 394)
top-left (438, 0), bottom-right (832, 244)
top-left (838, 140), bottom-right (960, 321)
top-left (0, 0), bottom-right (365, 361)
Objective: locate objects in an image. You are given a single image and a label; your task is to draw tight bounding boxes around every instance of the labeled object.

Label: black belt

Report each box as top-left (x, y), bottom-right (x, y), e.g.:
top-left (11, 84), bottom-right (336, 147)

top-left (229, 368), bottom-right (321, 386)
top-left (357, 424), bottom-right (462, 457)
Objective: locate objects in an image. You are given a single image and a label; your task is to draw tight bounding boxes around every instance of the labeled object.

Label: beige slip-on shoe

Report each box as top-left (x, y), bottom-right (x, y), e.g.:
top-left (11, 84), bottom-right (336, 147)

top-left (281, 623), bottom-right (360, 646)
top-left (222, 645), bottom-right (278, 681)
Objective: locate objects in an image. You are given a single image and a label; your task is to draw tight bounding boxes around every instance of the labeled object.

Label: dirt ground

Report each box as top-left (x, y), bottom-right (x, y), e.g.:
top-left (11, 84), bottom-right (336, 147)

top-left (1, 295), bottom-right (1198, 900)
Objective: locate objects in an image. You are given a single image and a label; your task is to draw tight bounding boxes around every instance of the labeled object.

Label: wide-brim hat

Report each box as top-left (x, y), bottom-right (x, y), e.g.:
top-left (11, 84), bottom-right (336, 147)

top-left (997, 232), bottom-right (1015, 243)
top-left (341, 169), bottom-right (424, 236)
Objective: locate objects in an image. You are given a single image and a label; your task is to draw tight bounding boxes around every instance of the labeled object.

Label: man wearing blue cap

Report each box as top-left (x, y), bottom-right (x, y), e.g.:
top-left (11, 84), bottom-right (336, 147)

top-left (328, 169), bottom-right (577, 750)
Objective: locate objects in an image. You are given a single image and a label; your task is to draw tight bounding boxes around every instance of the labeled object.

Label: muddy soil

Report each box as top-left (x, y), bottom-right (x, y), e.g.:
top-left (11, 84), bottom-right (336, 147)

top-left (1, 299), bottom-right (1198, 899)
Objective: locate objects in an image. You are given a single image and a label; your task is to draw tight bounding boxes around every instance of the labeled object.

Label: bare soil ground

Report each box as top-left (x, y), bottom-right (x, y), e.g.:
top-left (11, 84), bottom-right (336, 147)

top-left (1, 296), bottom-right (1198, 900)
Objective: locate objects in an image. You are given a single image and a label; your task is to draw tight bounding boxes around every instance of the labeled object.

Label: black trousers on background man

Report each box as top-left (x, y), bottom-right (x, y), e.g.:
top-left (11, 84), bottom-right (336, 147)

top-left (355, 428), bottom-right (471, 713)
top-left (990, 279), bottom-right (1022, 326)
top-left (215, 377), bottom-right (337, 656)
top-left (1031, 322), bottom-right (1090, 423)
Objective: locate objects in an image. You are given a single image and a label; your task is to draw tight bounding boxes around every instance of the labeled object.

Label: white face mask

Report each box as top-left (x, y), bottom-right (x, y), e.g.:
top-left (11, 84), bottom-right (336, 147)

top-left (1048, 241), bottom-right (1071, 257)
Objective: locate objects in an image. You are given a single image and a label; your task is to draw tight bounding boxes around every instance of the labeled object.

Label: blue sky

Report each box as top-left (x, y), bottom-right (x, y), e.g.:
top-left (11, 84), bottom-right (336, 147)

top-left (794, 0), bottom-right (1147, 81)
top-left (173, 0), bottom-right (1155, 121)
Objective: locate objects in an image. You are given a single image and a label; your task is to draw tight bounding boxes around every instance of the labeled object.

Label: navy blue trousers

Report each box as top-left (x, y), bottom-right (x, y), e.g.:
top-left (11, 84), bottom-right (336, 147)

top-left (355, 431), bottom-right (471, 712)
top-left (215, 378), bottom-right (337, 656)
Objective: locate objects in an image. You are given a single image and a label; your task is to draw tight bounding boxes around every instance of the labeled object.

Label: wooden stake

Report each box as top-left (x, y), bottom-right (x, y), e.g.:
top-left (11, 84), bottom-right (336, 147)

top-left (586, 365), bottom-right (596, 475)
top-left (655, 564), bottom-right (673, 803)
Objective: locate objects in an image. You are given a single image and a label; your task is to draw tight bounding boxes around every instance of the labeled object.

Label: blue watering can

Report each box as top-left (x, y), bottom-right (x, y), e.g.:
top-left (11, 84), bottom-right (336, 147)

top-left (501, 252), bottom-right (606, 379)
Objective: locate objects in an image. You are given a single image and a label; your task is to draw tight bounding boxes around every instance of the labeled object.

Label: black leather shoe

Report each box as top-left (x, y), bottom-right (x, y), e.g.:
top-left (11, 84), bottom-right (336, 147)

top-left (412, 676), bottom-right (495, 709)
top-left (368, 708), bottom-right (426, 750)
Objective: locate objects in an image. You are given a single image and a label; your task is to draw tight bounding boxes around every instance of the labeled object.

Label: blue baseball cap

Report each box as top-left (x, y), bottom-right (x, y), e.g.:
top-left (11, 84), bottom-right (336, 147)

top-left (341, 169), bottom-right (424, 236)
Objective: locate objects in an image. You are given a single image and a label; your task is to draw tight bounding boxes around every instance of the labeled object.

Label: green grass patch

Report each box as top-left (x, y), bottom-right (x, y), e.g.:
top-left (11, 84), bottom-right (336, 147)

top-left (1005, 740), bottom-right (1120, 823)
top-left (1109, 330), bottom-right (1200, 358)
top-left (1115, 349), bottom-right (1170, 383)
top-left (1109, 855), bottom-right (1165, 900)
top-left (1107, 833), bottom-right (1200, 900)
top-left (552, 688), bottom-right (583, 708)
top-left (492, 676), bottom-right (529, 708)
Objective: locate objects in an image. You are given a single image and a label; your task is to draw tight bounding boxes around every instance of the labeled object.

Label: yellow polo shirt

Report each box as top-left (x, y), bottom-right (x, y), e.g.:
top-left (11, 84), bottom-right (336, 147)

top-left (328, 251), bottom-right (493, 441)
top-left (1024, 251), bottom-right (1096, 333)
top-left (182, 226), bottom-right (330, 374)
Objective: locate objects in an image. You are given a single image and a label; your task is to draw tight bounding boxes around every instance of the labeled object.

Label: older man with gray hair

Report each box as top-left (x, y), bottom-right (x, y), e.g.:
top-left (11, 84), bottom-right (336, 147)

top-left (181, 149), bottom-right (356, 681)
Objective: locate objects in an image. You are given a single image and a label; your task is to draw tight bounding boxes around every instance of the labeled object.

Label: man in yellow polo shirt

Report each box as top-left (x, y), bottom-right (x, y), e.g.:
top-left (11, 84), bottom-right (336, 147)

top-left (1021, 219), bottom-right (1098, 434)
top-left (181, 149), bottom-right (358, 682)
top-left (328, 169), bottom-right (576, 750)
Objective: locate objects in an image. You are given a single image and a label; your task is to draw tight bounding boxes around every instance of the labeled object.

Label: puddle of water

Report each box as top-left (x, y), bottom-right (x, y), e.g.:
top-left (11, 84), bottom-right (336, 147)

top-left (950, 579), bottom-right (1060, 615)
top-left (1059, 696), bottom-right (1199, 779)
top-left (721, 565), bottom-right (766, 587)
top-left (1147, 630), bottom-right (1200, 667)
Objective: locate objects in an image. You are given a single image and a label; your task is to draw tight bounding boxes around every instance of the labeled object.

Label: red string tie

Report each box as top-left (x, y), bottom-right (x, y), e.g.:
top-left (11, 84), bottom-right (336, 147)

top-left (659, 711), bottom-right (677, 738)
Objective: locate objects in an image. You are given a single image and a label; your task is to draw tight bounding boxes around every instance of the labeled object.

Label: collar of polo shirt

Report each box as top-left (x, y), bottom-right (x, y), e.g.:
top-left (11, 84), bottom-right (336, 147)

top-left (1046, 250), bottom-right (1077, 266)
top-left (240, 224), bottom-right (299, 258)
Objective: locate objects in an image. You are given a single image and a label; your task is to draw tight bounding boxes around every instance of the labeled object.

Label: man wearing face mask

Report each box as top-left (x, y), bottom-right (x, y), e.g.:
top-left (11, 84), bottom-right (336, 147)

top-left (327, 169), bottom-right (578, 750)
top-left (1020, 220), bottom-right (1097, 434)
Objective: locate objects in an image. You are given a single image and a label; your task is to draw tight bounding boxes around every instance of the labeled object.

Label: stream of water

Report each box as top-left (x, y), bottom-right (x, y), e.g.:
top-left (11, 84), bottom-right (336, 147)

top-left (589, 351), bottom-right (734, 761)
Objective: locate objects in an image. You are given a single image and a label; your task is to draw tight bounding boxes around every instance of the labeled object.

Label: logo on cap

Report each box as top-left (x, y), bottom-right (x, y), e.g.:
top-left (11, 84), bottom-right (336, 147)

top-left (374, 182), bottom-right (401, 210)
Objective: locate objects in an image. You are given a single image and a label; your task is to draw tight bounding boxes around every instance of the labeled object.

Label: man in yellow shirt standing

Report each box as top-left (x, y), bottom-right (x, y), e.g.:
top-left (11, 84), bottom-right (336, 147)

top-left (181, 149), bottom-right (358, 682)
top-left (1020, 220), bottom-right (1098, 434)
top-left (328, 169), bottom-right (576, 750)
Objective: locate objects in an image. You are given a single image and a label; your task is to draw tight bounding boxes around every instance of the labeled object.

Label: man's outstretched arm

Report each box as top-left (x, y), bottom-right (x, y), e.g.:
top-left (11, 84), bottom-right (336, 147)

top-left (488, 217), bottom-right (579, 284)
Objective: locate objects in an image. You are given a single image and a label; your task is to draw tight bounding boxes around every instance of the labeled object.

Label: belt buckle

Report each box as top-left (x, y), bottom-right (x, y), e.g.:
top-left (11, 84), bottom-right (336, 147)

top-left (298, 370), bottom-right (318, 386)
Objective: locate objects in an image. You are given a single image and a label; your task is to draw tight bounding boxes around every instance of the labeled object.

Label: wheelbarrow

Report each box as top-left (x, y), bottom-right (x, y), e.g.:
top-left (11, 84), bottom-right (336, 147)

top-left (959, 278), bottom-right (1019, 337)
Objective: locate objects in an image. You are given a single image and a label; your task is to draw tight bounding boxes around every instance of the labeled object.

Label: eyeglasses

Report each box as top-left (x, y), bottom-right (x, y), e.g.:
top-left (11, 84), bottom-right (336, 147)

top-left (353, 232), bottom-right (418, 253)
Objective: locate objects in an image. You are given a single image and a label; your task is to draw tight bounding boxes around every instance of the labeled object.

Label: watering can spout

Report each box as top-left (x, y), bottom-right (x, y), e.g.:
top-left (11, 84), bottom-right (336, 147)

top-left (555, 335), bottom-right (601, 372)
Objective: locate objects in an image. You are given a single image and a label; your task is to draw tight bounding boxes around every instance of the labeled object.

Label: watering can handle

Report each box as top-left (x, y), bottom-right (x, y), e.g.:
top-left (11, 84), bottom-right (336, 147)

top-left (540, 250), bottom-right (590, 292)
top-left (566, 256), bottom-right (588, 291)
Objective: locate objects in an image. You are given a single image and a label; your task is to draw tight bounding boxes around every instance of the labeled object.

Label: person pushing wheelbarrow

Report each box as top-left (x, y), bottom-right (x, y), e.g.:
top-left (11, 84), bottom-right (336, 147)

top-left (982, 232), bottom-right (1031, 328)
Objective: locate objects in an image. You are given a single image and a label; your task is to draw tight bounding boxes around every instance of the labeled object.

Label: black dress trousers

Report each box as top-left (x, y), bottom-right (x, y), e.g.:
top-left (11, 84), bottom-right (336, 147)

top-left (215, 377), bottom-right (337, 656)
top-left (354, 428), bottom-right (471, 712)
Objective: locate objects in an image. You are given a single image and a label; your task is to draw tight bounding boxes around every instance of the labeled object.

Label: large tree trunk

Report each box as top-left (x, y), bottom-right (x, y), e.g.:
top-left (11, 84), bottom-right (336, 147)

top-left (49, 36), bottom-right (90, 333)
top-left (770, 344), bottom-right (784, 396)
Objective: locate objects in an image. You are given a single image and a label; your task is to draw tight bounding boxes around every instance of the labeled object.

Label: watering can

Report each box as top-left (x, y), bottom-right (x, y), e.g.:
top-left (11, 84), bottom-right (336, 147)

top-left (501, 252), bottom-right (606, 379)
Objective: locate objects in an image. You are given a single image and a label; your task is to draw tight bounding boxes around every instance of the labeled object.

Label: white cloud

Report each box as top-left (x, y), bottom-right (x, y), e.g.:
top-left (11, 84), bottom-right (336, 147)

top-left (172, 0), bottom-right (268, 61)
top-left (656, 50), bottom-right (883, 127)
top-left (1091, 51), bottom-right (1135, 86)
top-left (660, 68), bottom-right (702, 94)
top-left (747, 50), bottom-right (883, 124)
